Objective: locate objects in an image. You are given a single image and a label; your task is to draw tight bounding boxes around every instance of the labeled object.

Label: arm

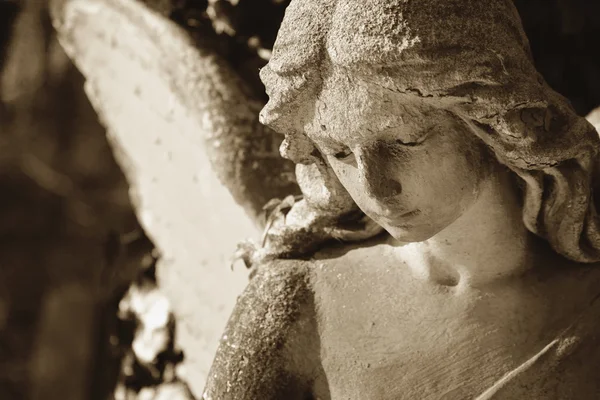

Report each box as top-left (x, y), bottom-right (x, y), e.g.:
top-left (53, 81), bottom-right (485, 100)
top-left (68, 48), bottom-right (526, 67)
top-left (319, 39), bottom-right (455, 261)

top-left (203, 261), bottom-right (318, 400)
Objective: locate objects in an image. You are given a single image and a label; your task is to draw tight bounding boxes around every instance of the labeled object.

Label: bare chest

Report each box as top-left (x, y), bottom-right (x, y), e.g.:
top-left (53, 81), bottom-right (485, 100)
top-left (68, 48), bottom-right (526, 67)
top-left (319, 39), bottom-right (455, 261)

top-left (308, 246), bottom-right (600, 399)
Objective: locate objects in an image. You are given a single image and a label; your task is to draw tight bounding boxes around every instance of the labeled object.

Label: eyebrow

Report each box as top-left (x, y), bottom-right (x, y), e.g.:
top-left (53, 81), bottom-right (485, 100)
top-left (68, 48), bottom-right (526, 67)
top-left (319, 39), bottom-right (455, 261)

top-left (307, 113), bottom-right (440, 149)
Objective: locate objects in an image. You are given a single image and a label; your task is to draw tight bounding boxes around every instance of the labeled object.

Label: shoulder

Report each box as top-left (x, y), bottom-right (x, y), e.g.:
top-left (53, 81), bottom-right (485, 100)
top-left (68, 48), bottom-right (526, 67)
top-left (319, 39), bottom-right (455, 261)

top-left (225, 257), bottom-right (315, 337)
top-left (203, 259), bottom-right (320, 399)
top-left (248, 258), bottom-right (313, 297)
top-left (232, 235), bottom-right (398, 350)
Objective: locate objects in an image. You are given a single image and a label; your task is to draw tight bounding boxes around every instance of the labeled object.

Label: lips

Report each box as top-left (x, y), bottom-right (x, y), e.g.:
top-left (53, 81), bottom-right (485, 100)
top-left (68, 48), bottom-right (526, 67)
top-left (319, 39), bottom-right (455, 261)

top-left (399, 210), bottom-right (421, 218)
top-left (374, 209), bottom-right (421, 223)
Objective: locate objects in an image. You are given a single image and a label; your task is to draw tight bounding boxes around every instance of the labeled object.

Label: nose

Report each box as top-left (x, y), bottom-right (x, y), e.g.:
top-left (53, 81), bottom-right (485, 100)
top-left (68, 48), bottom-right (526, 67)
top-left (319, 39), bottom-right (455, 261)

top-left (357, 143), bottom-right (403, 200)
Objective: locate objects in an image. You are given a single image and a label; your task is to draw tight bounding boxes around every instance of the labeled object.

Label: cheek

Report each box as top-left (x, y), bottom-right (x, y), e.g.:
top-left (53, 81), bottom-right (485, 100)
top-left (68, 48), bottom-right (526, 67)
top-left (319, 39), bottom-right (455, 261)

top-left (327, 138), bottom-right (487, 228)
top-left (417, 142), bottom-right (485, 218)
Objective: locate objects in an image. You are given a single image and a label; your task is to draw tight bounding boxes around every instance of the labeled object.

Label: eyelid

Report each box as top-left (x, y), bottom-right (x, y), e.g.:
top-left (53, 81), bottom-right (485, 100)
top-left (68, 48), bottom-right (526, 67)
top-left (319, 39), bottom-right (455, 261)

top-left (396, 139), bottom-right (423, 147)
top-left (318, 142), bottom-right (352, 159)
top-left (333, 148), bottom-right (353, 159)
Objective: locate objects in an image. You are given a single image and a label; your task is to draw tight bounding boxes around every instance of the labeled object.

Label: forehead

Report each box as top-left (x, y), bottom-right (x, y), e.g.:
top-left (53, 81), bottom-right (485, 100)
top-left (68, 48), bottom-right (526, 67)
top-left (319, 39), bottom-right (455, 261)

top-left (300, 69), bottom-right (445, 146)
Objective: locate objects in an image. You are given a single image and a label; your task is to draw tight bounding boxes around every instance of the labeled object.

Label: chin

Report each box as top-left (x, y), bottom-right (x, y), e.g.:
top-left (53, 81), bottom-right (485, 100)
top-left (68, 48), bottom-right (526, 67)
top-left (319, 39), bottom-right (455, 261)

top-left (384, 224), bottom-right (441, 243)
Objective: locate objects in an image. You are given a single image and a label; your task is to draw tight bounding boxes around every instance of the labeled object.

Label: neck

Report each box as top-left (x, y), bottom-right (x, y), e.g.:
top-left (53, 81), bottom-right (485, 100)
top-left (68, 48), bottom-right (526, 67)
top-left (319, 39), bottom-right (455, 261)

top-left (396, 167), bottom-right (533, 288)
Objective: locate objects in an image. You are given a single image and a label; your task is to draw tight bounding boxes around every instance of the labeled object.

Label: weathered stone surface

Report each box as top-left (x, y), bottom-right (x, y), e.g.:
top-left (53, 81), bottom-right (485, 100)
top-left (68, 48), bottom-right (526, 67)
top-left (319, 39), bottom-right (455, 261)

top-left (260, 0), bottom-right (600, 263)
top-left (45, 0), bottom-right (600, 397)
top-left (205, 0), bottom-right (600, 399)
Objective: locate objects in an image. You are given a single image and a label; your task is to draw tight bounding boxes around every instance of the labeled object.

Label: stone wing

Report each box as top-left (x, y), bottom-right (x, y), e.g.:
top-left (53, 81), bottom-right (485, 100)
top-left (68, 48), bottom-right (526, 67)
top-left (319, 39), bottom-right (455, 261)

top-left (50, 0), bottom-right (297, 393)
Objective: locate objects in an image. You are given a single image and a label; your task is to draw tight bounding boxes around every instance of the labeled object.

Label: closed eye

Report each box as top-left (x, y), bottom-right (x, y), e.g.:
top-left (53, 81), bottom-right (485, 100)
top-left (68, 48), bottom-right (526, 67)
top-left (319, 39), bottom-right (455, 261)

top-left (396, 129), bottom-right (433, 147)
top-left (396, 139), bottom-right (423, 147)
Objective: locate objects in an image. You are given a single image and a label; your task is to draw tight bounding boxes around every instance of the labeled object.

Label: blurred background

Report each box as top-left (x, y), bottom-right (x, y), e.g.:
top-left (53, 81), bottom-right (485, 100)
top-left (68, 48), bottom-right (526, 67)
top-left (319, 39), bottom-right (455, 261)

top-left (0, 0), bottom-right (138, 398)
top-left (0, 0), bottom-right (599, 399)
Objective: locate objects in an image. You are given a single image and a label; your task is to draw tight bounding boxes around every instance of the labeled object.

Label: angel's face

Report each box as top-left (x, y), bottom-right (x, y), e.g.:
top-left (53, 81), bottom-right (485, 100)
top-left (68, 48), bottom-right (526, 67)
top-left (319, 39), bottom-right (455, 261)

top-left (301, 75), bottom-right (490, 242)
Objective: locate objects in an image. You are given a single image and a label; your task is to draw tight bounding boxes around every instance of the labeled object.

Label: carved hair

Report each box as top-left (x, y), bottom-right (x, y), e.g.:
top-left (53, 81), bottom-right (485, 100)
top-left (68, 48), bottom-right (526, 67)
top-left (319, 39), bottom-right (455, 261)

top-left (260, 0), bottom-right (600, 262)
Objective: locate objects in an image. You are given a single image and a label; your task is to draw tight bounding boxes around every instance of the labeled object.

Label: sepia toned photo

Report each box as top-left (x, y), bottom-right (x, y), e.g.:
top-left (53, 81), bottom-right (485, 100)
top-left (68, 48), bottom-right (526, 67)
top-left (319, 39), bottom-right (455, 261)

top-left (1, 0), bottom-right (600, 399)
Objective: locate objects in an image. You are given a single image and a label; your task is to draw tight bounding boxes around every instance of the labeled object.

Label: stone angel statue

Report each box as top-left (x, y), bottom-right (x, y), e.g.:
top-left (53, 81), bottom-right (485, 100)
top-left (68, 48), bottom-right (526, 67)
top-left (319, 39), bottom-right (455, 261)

top-left (205, 0), bottom-right (600, 399)
top-left (51, 0), bottom-right (600, 398)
